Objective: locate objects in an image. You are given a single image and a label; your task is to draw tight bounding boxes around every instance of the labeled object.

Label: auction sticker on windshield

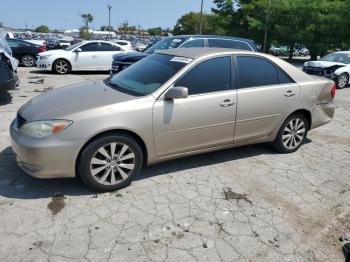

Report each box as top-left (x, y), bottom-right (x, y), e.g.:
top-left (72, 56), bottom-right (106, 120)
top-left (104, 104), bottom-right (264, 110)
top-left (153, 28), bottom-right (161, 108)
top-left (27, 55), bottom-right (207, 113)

top-left (170, 57), bottom-right (193, 64)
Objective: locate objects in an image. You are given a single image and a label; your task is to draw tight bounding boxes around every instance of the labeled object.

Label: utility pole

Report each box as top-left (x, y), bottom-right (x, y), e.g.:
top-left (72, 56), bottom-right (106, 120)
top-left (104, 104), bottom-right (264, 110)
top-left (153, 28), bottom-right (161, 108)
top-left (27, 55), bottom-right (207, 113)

top-left (107, 4), bottom-right (112, 37)
top-left (263, 0), bottom-right (272, 53)
top-left (199, 0), bottom-right (204, 35)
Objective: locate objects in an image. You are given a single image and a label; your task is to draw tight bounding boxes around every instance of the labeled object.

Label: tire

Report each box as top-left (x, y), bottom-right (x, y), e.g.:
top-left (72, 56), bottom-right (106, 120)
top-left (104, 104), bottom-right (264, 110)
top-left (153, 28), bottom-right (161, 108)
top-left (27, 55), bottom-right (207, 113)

top-left (21, 55), bottom-right (35, 67)
top-left (336, 73), bottom-right (348, 89)
top-left (53, 59), bottom-right (71, 74)
top-left (274, 113), bottom-right (309, 153)
top-left (78, 134), bottom-right (144, 192)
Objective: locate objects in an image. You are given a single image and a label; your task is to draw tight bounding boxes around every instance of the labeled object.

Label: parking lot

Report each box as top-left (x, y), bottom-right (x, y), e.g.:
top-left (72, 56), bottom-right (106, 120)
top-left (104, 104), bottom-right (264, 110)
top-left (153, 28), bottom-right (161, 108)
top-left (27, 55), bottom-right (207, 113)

top-left (0, 67), bottom-right (349, 261)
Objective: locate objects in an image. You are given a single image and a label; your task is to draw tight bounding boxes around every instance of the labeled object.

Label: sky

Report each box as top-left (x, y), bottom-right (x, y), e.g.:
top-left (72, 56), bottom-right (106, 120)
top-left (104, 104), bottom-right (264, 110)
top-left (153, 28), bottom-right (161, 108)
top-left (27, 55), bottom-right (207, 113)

top-left (1, 0), bottom-right (215, 30)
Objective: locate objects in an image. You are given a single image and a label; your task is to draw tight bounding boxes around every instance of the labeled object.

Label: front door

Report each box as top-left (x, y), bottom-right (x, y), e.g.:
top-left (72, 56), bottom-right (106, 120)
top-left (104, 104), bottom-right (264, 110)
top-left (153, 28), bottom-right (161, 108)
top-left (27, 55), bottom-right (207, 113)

top-left (153, 56), bottom-right (237, 157)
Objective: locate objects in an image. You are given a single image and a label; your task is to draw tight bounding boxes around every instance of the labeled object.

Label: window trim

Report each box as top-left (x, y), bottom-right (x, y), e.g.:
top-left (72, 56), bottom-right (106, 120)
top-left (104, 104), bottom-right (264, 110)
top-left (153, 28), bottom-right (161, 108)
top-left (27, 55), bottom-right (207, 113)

top-left (234, 54), bottom-right (295, 90)
top-left (173, 55), bottom-right (233, 97)
top-left (207, 38), bottom-right (254, 52)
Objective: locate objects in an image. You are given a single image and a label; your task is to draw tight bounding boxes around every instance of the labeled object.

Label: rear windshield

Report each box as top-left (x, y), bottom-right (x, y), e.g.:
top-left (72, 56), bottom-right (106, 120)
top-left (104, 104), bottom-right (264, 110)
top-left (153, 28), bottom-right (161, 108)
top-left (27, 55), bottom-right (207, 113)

top-left (321, 53), bottom-right (350, 64)
top-left (107, 54), bottom-right (189, 96)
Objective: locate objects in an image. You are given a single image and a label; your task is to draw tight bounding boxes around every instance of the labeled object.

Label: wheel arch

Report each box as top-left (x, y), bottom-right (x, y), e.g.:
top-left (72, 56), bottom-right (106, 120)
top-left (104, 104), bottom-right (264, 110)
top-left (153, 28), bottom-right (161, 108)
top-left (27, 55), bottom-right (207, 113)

top-left (53, 58), bottom-right (72, 72)
top-left (288, 109), bottom-right (312, 130)
top-left (75, 129), bottom-right (148, 177)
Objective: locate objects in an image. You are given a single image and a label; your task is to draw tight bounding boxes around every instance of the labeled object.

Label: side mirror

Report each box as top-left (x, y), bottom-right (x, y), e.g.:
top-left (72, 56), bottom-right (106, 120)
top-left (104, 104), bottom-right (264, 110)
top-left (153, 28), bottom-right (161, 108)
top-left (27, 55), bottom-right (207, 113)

top-left (165, 86), bottom-right (188, 100)
top-left (75, 48), bottom-right (82, 52)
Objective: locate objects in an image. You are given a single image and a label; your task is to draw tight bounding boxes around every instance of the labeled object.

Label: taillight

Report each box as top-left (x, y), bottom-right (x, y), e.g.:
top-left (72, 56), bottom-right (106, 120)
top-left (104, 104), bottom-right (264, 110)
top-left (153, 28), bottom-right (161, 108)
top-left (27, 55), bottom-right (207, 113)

top-left (331, 82), bottom-right (336, 98)
top-left (38, 46), bottom-right (46, 52)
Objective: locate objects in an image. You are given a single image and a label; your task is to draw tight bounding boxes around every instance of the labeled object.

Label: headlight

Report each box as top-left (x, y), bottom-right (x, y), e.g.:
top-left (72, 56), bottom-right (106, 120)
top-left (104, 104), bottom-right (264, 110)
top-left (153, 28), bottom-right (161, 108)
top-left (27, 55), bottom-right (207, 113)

top-left (20, 120), bottom-right (72, 138)
top-left (40, 55), bottom-right (52, 60)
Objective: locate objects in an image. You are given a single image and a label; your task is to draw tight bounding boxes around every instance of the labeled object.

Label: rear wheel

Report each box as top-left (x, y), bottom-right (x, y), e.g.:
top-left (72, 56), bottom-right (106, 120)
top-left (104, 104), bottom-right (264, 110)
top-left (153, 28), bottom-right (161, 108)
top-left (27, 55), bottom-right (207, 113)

top-left (78, 134), bottom-right (143, 192)
top-left (21, 55), bottom-right (35, 67)
top-left (336, 73), bottom-right (348, 89)
top-left (274, 113), bottom-right (309, 153)
top-left (53, 59), bottom-right (71, 74)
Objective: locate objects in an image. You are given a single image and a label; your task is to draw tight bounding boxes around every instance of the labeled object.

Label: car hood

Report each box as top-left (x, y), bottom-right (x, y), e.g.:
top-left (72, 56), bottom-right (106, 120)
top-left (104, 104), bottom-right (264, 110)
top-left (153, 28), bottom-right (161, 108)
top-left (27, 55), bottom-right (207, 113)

top-left (304, 60), bottom-right (346, 68)
top-left (19, 80), bottom-right (136, 121)
top-left (38, 49), bottom-right (68, 56)
top-left (112, 52), bottom-right (148, 62)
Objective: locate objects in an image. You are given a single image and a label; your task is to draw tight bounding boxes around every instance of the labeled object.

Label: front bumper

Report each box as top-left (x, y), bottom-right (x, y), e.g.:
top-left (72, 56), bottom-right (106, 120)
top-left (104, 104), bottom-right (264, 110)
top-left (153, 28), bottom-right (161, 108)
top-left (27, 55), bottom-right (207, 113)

top-left (36, 58), bottom-right (52, 71)
top-left (10, 119), bottom-right (85, 179)
top-left (303, 66), bottom-right (338, 80)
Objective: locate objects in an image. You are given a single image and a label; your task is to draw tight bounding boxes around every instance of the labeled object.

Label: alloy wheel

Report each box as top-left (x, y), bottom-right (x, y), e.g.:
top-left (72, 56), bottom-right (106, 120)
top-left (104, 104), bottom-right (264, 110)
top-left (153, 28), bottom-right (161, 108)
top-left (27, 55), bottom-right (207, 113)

top-left (55, 61), bottom-right (69, 74)
top-left (282, 118), bottom-right (306, 150)
top-left (89, 143), bottom-right (136, 186)
top-left (22, 55), bottom-right (35, 67)
top-left (338, 74), bottom-right (348, 89)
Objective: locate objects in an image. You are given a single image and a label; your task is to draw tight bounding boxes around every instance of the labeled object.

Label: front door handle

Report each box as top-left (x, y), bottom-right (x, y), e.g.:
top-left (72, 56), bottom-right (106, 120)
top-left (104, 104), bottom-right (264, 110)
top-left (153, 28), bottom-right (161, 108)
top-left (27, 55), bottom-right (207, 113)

top-left (285, 90), bottom-right (296, 97)
top-left (220, 99), bottom-right (235, 107)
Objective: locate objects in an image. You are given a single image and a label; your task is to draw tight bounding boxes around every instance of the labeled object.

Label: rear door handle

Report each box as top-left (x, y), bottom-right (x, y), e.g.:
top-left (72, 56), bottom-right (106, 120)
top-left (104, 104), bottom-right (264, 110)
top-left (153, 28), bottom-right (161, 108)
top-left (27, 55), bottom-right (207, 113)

top-left (285, 90), bottom-right (296, 97)
top-left (220, 99), bottom-right (235, 107)
top-left (92, 55), bottom-right (97, 58)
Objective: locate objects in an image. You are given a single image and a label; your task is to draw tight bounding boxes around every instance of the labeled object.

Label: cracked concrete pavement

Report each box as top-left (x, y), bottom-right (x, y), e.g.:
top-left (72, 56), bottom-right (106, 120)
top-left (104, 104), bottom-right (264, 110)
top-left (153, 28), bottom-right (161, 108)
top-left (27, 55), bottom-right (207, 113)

top-left (0, 67), bottom-right (349, 262)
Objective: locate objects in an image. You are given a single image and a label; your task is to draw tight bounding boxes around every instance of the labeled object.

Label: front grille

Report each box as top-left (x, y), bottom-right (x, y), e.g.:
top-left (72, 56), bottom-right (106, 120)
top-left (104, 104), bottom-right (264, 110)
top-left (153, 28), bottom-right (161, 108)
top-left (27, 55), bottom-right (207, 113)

top-left (16, 114), bottom-right (26, 129)
top-left (112, 61), bottom-right (132, 73)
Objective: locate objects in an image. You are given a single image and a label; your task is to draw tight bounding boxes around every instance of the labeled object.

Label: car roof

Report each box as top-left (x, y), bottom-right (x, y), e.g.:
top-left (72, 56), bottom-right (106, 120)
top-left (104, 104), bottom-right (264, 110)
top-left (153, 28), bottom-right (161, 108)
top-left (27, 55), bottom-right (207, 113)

top-left (156, 47), bottom-right (252, 59)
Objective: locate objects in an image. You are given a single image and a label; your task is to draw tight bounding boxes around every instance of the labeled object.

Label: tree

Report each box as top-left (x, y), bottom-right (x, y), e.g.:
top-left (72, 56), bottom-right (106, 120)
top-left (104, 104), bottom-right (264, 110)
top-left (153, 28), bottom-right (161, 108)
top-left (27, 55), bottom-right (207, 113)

top-left (173, 12), bottom-right (225, 35)
top-left (35, 25), bottom-right (49, 33)
top-left (100, 25), bottom-right (114, 31)
top-left (81, 13), bottom-right (94, 32)
top-left (0, 22), bottom-right (3, 28)
top-left (147, 27), bottom-right (162, 36)
top-left (79, 27), bottom-right (93, 40)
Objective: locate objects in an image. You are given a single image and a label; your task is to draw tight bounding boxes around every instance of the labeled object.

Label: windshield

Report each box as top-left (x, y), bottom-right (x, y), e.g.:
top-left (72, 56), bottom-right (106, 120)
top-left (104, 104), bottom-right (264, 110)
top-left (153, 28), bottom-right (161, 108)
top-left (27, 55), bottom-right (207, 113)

top-left (65, 42), bottom-right (82, 51)
top-left (143, 37), bottom-right (186, 54)
top-left (321, 53), bottom-right (350, 64)
top-left (107, 54), bottom-right (189, 96)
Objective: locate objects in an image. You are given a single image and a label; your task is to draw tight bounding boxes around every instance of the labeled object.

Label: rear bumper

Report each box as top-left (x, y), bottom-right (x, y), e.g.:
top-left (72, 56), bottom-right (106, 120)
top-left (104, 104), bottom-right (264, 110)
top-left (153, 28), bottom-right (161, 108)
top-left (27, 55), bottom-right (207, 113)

top-left (111, 61), bottom-right (132, 75)
top-left (10, 119), bottom-right (85, 179)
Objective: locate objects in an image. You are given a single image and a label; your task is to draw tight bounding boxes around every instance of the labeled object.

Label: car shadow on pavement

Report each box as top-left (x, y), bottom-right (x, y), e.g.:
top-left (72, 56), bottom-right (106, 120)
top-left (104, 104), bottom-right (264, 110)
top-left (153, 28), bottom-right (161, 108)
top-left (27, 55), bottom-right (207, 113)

top-left (0, 141), bottom-right (309, 200)
top-left (138, 143), bottom-right (278, 182)
top-left (29, 70), bottom-right (110, 75)
top-left (0, 147), bottom-right (92, 200)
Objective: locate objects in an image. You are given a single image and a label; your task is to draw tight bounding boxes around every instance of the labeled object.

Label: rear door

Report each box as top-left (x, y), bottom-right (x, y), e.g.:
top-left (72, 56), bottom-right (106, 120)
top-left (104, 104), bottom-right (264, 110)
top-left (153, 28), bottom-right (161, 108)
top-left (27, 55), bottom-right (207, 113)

top-left (234, 55), bottom-right (300, 143)
top-left (97, 43), bottom-right (124, 70)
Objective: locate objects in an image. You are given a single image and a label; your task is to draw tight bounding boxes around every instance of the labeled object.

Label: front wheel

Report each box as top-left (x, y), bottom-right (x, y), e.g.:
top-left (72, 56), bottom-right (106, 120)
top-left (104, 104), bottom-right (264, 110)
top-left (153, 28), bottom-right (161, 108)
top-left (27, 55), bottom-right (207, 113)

top-left (274, 114), bottom-right (309, 153)
top-left (53, 59), bottom-right (71, 74)
top-left (78, 134), bottom-right (144, 192)
top-left (336, 73), bottom-right (348, 89)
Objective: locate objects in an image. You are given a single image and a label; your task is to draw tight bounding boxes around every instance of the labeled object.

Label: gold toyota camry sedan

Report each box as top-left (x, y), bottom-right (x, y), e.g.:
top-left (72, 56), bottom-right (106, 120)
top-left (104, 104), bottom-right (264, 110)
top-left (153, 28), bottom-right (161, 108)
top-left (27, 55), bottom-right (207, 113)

top-left (10, 48), bottom-right (336, 192)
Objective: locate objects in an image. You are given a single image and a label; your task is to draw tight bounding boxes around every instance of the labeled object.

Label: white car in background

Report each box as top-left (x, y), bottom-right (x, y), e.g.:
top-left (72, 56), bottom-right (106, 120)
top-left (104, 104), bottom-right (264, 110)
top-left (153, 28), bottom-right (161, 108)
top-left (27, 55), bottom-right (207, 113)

top-left (36, 40), bottom-right (129, 74)
top-left (303, 51), bottom-right (350, 89)
top-left (112, 40), bottom-right (133, 50)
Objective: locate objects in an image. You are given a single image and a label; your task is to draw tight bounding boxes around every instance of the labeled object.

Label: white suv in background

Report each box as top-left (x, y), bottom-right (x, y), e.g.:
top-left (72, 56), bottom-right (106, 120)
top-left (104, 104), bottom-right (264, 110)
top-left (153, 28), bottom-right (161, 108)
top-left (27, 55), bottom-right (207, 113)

top-left (112, 40), bottom-right (133, 50)
top-left (36, 40), bottom-right (130, 74)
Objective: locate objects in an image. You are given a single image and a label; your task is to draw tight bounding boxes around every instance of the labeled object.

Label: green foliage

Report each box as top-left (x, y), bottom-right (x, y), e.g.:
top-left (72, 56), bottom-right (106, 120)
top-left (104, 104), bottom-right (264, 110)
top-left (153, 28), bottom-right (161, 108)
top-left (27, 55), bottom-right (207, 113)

top-left (81, 13), bottom-right (94, 31)
top-left (35, 25), bottom-right (49, 33)
top-left (173, 12), bottom-right (226, 35)
top-left (209, 0), bottom-right (350, 58)
top-left (148, 27), bottom-right (162, 36)
top-left (100, 25), bottom-right (114, 31)
top-left (79, 27), bottom-right (93, 40)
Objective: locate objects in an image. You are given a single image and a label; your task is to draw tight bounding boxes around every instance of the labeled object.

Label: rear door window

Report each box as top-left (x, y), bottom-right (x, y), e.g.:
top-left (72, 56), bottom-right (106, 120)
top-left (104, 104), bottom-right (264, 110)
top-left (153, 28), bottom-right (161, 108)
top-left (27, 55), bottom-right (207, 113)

top-left (208, 39), bottom-right (252, 51)
top-left (80, 43), bottom-right (104, 52)
top-left (236, 56), bottom-right (293, 88)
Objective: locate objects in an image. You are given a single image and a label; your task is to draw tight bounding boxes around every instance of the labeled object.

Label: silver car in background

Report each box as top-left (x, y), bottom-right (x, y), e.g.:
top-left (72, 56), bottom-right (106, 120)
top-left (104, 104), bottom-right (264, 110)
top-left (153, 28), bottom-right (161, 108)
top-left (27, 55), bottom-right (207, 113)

top-left (10, 48), bottom-right (336, 192)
